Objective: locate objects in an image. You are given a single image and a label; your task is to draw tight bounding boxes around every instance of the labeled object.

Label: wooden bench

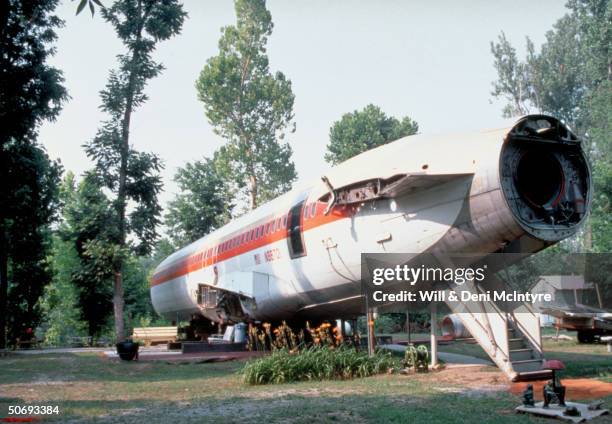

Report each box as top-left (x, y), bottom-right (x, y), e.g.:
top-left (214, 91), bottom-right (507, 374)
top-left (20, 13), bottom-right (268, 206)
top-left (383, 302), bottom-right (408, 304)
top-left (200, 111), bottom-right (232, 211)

top-left (132, 327), bottom-right (178, 347)
top-left (69, 336), bottom-right (92, 347)
top-left (16, 337), bottom-right (41, 350)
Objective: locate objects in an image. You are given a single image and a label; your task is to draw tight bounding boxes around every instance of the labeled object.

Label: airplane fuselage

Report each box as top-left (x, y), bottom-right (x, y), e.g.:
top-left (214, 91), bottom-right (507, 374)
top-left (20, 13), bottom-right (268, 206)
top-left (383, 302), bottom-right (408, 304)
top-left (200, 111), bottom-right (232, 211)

top-left (151, 115), bottom-right (591, 324)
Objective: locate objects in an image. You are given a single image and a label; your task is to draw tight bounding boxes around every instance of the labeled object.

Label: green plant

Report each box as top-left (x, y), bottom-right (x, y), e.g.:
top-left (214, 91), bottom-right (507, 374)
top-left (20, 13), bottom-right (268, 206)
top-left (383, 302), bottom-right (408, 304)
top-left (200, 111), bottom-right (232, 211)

top-left (404, 344), bottom-right (429, 372)
top-left (241, 346), bottom-right (398, 385)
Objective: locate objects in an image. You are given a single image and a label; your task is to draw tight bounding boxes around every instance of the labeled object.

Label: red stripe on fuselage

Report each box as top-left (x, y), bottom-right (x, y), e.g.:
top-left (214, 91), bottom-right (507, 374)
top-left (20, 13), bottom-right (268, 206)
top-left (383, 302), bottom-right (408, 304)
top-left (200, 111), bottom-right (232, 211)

top-left (150, 202), bottom-right (355, 287)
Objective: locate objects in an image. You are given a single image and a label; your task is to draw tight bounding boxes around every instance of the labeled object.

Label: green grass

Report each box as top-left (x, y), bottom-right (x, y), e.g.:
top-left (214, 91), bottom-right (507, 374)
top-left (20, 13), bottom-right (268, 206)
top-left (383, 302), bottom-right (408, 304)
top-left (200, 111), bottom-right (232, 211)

top-left (0, 339), bottom-right (611, 423)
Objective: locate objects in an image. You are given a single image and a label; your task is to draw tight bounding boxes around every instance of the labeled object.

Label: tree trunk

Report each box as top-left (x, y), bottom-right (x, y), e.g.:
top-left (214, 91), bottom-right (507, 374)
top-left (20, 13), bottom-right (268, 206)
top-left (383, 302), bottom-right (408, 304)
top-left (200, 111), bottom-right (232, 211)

top-left (0, 225), bottom-right (7, 349)
top-left (111, 101), bottom-right (130, 342)
top-left (110, 4), bottom-right (147, 343)
top-left (584, 219), bottom-right (592, 251)
top-left (113, 270), bottom-right (125, 342)
top-left (249, 174), bottom-right (258, 210)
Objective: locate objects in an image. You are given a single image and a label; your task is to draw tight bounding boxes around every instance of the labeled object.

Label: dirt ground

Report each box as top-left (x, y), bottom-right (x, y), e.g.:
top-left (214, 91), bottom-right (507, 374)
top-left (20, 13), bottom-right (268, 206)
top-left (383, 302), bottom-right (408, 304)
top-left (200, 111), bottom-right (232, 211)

top-left (511, 378), bottom-right (612, 400)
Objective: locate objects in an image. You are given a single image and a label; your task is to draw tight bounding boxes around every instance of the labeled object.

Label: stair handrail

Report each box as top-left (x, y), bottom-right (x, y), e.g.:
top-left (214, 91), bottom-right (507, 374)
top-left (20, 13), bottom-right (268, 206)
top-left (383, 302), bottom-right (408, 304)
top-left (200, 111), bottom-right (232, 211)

top-left (446, 284), bottom-right (510, 362)
top-left (508, 312), bottom-right (543, 355)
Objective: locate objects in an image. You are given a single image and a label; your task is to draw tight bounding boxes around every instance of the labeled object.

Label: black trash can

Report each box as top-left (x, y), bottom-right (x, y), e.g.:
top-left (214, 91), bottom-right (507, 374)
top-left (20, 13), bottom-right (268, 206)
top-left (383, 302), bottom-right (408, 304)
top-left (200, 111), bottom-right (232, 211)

top-left (116, 340), bottom-right (139, 361)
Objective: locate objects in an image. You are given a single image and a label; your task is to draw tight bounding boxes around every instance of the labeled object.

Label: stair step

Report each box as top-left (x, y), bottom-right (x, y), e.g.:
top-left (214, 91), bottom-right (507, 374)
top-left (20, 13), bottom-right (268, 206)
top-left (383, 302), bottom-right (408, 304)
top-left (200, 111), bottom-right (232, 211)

top-left (512, 369), bottom-right (553, 382)
top-left (509, 348), bottom-right (534, 361)
top-left (509, 338), bottom-right (527, 349)
top-left (512, 359), bottom-right (543, 373)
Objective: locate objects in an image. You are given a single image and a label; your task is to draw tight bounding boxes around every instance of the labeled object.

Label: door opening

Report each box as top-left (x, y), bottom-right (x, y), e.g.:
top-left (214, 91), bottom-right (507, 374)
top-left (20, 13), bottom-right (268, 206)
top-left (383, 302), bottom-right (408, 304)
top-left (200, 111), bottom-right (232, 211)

top-left (288, 201), bottom-right (306, 258)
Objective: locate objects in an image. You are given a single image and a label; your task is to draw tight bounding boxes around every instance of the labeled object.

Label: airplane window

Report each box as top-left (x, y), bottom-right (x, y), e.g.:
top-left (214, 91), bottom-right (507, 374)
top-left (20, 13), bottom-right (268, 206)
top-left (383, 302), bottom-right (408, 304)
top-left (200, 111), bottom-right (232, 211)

top-left (260, 225), bottom-right (264, 237)
top-left (282, 216), bottom-right (287, 229)
top-left (276, 218), bottom-right (281, 230)
top-left (265, 223), bottom-right (270, 235)
top-left (311, 203), bottom-right (316, 218)
top-left (303, 205), bottom-right (309, 219)
top-left (271, 220), bottom-right (276, 232)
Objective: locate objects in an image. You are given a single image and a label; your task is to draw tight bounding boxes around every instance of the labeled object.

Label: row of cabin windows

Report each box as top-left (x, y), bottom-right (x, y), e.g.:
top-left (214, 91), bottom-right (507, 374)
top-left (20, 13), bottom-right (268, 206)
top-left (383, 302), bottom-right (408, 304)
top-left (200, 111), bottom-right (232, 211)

top-left (190, 201), bottom-right (320, 264)
top-left (204, 213), bottom-right (292, 258)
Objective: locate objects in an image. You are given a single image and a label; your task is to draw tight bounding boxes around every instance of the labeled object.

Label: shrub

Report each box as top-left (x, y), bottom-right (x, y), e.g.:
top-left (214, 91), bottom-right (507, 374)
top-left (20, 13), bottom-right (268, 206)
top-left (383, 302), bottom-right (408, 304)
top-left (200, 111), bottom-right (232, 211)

top-left (404, 344), bottom-right (429, 372)
top-left (242, 346), bottom-right (398, 385)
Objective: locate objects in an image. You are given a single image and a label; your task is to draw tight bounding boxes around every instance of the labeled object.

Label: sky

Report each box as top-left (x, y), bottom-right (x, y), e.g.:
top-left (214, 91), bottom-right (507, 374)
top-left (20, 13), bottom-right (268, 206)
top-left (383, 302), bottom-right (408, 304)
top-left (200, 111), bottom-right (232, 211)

top-left (39, 0), bottom-right (568, 214)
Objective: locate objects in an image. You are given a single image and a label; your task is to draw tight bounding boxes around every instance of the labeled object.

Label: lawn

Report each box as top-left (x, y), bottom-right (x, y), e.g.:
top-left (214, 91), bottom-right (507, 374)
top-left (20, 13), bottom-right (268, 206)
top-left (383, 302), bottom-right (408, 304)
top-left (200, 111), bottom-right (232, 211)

top-left (0, 336), bottom-right (610, 423)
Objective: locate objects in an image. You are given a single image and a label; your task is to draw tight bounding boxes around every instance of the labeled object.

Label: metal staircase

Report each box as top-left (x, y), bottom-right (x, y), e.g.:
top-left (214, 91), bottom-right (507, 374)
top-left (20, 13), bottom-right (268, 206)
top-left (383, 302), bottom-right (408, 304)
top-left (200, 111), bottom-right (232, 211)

top-left (443, 278), bottom-right (551, 381)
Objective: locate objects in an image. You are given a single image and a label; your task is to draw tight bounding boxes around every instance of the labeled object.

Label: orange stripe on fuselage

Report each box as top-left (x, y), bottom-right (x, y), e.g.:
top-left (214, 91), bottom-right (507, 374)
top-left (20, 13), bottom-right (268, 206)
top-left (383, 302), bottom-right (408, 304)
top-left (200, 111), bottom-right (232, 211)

top-left (150, 203), bottom-right (355, 287)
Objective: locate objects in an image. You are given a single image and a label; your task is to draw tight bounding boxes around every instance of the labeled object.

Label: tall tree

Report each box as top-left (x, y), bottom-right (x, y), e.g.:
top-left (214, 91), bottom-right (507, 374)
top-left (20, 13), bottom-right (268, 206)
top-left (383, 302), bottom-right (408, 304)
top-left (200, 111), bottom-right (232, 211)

top-left (4, 144), bottom-right (62, 345)
top-left (40, 234), bottom-right (87, 346)
top-left (196, 0), bottom-right (296, 209)
top-left (0, 0), bottom-right (67, 348)
top-left (61, 173), bottom-right (116, 339)
top-left (325, 104), bottom-right (419, 165)
top-left (84, 0), bottom-right (186, 341)
top-left (490, 0), bottom-right (611, 252)
top-left (165, 157), bottom-right (232, 248)
top-left (40, 173), bottom-right (88, 346)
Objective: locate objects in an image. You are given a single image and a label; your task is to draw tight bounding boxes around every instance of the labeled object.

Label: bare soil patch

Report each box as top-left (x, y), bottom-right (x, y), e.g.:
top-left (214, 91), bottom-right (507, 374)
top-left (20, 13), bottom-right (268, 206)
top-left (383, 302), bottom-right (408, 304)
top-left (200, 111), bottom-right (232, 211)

top-left (510, 378), bottom-right (612, 400)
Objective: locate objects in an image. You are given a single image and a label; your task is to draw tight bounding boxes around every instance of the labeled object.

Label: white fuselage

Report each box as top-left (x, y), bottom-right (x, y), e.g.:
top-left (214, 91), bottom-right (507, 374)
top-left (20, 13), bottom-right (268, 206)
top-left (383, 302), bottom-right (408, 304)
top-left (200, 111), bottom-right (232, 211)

top-left (151, 116), bottom-right (590, 323)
